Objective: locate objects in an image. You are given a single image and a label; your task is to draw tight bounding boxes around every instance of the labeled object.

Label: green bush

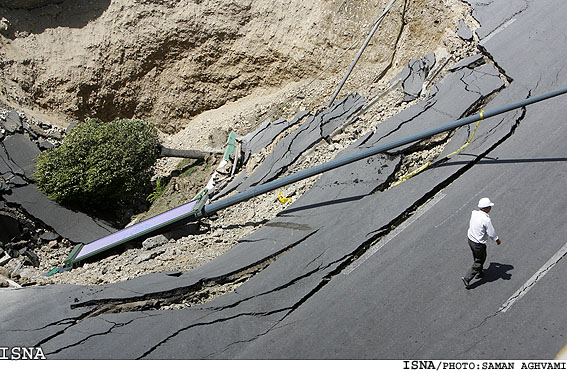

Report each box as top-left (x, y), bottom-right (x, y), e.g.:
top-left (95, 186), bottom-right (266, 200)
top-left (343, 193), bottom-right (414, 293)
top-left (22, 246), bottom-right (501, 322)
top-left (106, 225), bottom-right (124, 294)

top-left (35, 118), bottom-right (160, 209)
top-left (146, 177), bottom-right (167, 203)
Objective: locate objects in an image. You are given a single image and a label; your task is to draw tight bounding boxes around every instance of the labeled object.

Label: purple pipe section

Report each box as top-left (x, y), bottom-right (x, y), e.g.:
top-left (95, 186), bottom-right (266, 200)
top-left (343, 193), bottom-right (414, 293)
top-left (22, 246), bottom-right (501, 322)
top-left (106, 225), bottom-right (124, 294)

top-left (74, 199), bottom-right (198, 261)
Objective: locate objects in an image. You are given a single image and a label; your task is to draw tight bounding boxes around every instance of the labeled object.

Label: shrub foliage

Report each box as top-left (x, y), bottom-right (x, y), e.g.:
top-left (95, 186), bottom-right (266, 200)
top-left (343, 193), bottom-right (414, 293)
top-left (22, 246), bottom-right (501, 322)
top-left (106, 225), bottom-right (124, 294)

top-left (35, 118), bottom-right (160, 209)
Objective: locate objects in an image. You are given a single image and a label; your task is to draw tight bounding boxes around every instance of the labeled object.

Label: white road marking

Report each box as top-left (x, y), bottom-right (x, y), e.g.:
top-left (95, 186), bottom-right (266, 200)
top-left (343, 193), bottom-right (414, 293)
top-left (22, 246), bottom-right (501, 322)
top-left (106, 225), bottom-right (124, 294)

top-left (343, 192), bottom-right (446, 275)
top-left (557, 343), bottom-right (567, 360)
top-left (482, 18), bottom-right (517, 44)
top-left (498, 240), bottom-right (567, 313)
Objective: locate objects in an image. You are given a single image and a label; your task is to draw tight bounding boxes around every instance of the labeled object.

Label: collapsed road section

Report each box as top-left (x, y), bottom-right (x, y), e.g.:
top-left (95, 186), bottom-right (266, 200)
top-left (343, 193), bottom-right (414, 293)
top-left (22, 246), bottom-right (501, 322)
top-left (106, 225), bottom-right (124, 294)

top-left (52, 84), bottom-right (566, 274)
top-left (13, 73), bottom-right (567, 358)
top-left (2, 0), bottom-right (567, 360)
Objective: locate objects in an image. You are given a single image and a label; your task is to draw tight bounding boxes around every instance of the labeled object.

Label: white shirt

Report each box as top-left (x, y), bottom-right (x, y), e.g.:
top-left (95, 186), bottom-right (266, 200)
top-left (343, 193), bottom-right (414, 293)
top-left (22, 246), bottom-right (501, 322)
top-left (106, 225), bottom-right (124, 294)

top-left (467, 210), bottom-right (499, 244)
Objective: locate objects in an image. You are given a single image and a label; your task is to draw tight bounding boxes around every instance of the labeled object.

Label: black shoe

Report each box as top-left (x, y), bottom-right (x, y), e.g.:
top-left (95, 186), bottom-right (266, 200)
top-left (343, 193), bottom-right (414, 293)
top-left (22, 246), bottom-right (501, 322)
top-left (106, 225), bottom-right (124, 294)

top-left (462, 277), bottom-right (471, 289)
top-left (475, 271), bottom-right (484, 279)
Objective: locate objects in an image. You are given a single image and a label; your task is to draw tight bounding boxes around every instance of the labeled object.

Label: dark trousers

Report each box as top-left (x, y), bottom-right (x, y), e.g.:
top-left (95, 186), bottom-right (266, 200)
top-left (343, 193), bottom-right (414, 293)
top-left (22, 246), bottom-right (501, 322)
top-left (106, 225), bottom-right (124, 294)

top-left (464, 238), bottom-right (487, 282)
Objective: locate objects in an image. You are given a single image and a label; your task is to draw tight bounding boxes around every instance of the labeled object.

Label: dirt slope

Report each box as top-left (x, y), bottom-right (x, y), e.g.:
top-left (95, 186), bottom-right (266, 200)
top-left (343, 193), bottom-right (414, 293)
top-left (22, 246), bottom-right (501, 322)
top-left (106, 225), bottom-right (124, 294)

top-left (2, 0), bottom-right (468, 134)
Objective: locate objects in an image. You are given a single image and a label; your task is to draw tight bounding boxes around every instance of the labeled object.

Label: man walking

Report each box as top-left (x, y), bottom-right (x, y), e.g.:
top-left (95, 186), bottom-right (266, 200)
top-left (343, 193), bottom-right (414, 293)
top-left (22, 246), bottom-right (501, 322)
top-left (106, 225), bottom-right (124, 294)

top-left (462, 197), bottom-right (502, 289)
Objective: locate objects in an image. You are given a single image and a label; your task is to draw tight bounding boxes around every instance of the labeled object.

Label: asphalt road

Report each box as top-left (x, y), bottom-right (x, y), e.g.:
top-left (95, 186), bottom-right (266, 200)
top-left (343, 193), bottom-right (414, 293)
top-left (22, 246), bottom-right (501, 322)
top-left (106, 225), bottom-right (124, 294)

top-left (236, 89), bottom-right (567, 359)
top-left (233, 1), bottom-right (567, 358)
top-left (1, 0), bottom-right (566, 360)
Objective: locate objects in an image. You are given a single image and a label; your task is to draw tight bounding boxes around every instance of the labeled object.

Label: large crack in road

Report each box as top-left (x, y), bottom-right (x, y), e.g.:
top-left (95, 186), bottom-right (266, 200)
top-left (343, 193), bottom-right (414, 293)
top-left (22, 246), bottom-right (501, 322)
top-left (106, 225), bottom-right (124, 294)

top-left (69, 230), bottom-right (320, 314)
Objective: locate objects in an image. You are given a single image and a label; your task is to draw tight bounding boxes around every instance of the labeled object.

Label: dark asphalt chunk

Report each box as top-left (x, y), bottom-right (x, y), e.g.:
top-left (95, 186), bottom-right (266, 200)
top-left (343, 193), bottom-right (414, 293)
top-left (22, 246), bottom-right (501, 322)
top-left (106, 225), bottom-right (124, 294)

top-left (449, 54), bottom-right (484, 72)
top-left (0, 213), bottom-right (21, 242)
top-left (241, 118), bottom-right (288, 162)
top-left (402, 52), bottom-right (436, 102)
top-left (458, 63), bottom-right (504, 96)
top-left (319, 93), bottom-right (365, 139)
top-left (6, 175), bottom-right (27, 186)
top-left (0, 142), bottom-right (23, 178)
top-left (39, 141), bottom-right (55, 150)
top-left (2, 134), bottom-right (41, 180)
top-left (242, 110), bottom-right (310, 158)
top-left (457, 19), bottom-right (473, 41)
top-left (1, 111), bottom-right (23, 134)
top-left (239, 120), bottom-right (270, 154)
top-left (4, 184), bottom-right (115, 243)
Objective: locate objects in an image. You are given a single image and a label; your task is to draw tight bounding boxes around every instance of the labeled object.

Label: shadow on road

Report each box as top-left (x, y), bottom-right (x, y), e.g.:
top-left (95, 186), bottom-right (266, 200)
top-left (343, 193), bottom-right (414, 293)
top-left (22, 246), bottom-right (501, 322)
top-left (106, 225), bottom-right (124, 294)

top-left (277, 194), bottom-right (366, 216)
top-left (468, 262), bottom-right (514, 289)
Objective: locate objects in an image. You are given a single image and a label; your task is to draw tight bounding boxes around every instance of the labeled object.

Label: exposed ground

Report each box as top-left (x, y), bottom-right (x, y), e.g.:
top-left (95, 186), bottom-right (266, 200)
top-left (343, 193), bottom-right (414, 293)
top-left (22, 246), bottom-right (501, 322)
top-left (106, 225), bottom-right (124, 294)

top-left (0, 0), bottom-right (480, 286)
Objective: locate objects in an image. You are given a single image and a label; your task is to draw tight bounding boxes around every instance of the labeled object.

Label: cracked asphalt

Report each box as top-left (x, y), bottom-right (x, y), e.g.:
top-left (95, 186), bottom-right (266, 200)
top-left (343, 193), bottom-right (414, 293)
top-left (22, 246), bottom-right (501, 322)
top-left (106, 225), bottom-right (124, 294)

top-left (1, 0), bottom-right (566, 359)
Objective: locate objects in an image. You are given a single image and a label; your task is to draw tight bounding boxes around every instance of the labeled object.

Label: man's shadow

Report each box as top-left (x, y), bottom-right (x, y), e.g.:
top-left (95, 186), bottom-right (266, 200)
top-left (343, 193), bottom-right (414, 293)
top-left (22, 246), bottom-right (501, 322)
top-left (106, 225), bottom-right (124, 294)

top-left (468, 262), bottom-right (514, 289)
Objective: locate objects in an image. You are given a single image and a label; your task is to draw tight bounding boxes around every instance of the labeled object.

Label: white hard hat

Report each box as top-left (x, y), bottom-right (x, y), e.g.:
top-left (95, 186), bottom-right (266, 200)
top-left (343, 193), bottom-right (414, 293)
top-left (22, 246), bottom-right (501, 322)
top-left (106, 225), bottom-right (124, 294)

top-left (478, 197), bottom-right (494, 209)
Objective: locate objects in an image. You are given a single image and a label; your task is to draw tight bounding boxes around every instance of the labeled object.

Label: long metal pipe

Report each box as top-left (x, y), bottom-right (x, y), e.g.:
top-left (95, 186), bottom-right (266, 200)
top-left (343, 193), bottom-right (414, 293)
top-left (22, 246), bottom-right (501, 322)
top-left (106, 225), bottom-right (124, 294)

top-left (327, 0), bottom-right (398, 107)
top-left (202, 86), bottom-right (567, 216)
